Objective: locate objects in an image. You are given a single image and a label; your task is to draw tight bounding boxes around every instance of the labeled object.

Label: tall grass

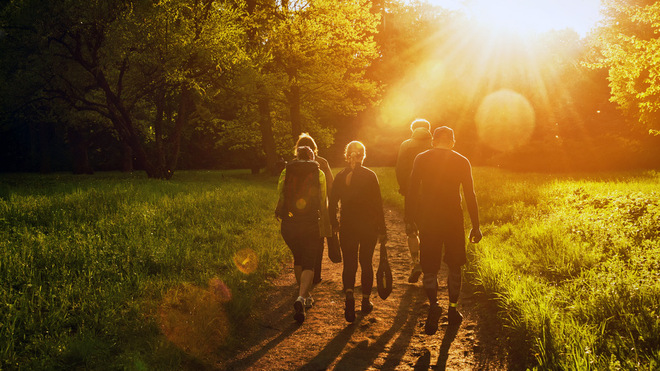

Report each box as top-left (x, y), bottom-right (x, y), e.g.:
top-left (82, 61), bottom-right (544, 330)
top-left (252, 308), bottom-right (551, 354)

top-left (376, 167), bottom-right (660, 369)
top-left (467, 169), bottom-right (660, 370)
top-left (0, 171), bottom-right (289, 369)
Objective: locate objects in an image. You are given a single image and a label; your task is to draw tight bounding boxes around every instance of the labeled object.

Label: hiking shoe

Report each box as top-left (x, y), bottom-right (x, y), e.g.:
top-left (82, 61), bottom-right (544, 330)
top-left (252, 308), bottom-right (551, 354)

top-left (448, 307), bottom-right (463, 325)
top-left (304, 296), bottom-right (314, 309)
top-left (407, 264), bottom-right (423, 283)
top-left (294, 297), bottom-right (305, 324)
top-left (344, 296), bottom-right (356, 323)
top-left (424, 303), bottom-right (442, 335)
top-left (361, 298), bottom-right (373, 315)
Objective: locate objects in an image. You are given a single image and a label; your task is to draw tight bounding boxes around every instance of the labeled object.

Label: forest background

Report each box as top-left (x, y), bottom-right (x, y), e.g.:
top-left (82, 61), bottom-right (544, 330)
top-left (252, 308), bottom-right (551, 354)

top-left (1, 0), bottom-right (660, 177)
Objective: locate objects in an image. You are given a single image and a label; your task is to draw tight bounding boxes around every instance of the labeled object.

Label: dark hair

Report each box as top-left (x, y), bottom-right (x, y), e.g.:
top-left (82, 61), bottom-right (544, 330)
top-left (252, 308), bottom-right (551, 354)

top-left (296, 146), bottom-right (314, 161)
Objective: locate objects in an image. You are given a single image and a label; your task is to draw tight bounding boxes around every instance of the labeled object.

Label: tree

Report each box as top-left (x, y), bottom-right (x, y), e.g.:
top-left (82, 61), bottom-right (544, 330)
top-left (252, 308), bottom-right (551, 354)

top-left (591, 0), bottom-right (660, 135)
top-left (217, 0), bottom-right (381, 174)
top-left (1, 0), bottom-right (247, 178)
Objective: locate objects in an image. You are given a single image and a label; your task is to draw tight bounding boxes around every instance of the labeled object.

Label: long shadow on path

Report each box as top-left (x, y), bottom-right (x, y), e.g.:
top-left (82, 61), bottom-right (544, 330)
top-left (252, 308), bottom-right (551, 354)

top-left (325, 286), bottom-right (423, 370)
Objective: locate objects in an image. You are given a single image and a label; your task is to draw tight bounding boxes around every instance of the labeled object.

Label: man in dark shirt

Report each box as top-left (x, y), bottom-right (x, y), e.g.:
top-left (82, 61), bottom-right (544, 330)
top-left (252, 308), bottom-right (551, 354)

top-left (405, 126), bottom-right (482, 335)
top-left (396, 119), bottom-right (432, 283)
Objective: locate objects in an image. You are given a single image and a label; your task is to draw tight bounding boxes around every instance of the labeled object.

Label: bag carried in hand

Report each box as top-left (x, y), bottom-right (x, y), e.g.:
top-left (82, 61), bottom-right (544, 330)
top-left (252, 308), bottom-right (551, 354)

top-left (327, 232), bottom-right (342, 263)
top-left (376, 241), bottom-right (393, 300)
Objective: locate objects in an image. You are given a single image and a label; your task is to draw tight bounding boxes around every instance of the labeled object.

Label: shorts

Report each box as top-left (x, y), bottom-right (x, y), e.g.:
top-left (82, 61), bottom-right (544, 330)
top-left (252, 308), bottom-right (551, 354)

top-left (419, 218), bottom-right (466, 272)
top-left (281, 218), bottom-right (322, 271)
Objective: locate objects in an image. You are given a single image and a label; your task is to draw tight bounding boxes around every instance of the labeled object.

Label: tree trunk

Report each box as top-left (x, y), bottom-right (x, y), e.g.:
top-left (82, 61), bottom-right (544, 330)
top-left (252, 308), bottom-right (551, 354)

top-left (165, 87), bottom-right (194, 179)
top-left (68, 126), bottom-right (93, 174)
top-left (257, 84), bottom-right (279, 175)
top-left (289, 83), bottom-right (303, 138)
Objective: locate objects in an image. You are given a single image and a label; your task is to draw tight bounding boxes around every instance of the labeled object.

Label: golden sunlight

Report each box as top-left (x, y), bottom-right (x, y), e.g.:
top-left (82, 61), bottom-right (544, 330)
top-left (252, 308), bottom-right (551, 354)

top-left (475, 89), bottom-right (535, 151)
top-left (430, 0), bottom-right (602, 37)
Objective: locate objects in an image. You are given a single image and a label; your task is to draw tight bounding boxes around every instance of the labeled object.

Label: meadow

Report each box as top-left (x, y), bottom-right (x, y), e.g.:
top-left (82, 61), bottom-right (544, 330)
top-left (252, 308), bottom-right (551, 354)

top-left (1, 168), bottom-right (659, 369)
top-left (377, 167), bottom-right (660, 370)
top-left (0, 171), bottom-right (289, 369)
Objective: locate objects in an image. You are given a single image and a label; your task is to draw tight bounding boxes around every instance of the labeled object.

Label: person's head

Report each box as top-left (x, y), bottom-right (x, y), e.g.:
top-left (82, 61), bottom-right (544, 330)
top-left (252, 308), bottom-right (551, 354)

top-left (344, 140), bottom-right (366, 168)
top-left (432, 126), bottom-right (455, 149)
top-left (296, 146), bottom-right (315, 161)
top-left (410, 118), bottom-right (431, 132)
top-left (295, 133), bottom-right (318, 156)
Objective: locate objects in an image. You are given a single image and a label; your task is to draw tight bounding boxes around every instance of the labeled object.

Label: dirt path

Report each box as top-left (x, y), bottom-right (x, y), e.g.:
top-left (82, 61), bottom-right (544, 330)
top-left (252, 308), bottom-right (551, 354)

top-left (216, 208), bottom-right (513, 370)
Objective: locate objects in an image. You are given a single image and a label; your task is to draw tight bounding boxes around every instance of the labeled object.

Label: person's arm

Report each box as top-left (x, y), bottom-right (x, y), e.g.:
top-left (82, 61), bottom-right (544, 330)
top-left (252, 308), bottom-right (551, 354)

top-left (328, 171), bottom-right (342, 232)
top-left (462, 160), bottom-right (482, 243)
top-left (405, 155), bottom-right (422, 227)
top-left (395, 141), bottom-right (408, 195)
top-left (319, 157), bottom-right (334, 196)
top-left (318, 170), bottom-right (332, 237)
top-left (275, 168), bottom-right (287, 219)
top-left (371, 171), bottom-right (387, 240)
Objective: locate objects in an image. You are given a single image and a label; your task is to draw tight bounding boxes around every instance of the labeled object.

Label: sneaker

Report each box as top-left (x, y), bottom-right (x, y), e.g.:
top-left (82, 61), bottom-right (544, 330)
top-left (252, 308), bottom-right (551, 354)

top-left (294, 297), bottom-right (305, 324)
top-left (408, 264), bottom-right (423, 283)
top-left (344, 296), bottom-right (356, 323)
top-left (361, 298), bottom-right (373, 314)
top-left (424, 303), bottom-right (442, 335)
top-left (304, 296), bottom-right (314, 309)
top-left (448, 307), bottom-right (463, 325)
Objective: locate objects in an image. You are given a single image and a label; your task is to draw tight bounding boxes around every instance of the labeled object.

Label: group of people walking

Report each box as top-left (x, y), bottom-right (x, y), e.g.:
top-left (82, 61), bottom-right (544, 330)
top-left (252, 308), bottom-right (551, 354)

top-left (275, 119), bottom-right (482, 335)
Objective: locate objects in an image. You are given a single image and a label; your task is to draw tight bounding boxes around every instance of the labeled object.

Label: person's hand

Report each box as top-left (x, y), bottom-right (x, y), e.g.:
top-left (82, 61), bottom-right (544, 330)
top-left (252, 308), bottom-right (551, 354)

top-left (379, 234), bottom-right (388, 245)
top-left (469, 228), bottom-right (483, 243)
top-left (405, 222), bottom-right (418, 236)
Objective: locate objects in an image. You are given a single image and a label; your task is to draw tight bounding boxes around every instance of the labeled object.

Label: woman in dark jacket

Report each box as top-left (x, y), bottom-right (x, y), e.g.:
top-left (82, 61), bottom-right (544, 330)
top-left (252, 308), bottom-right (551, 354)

top-left (329, 141), bottom-right (387, 322)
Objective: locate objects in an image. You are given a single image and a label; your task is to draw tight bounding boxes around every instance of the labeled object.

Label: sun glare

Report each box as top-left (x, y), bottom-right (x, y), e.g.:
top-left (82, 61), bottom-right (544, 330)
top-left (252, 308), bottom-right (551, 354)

top-left (431, 0), bottom-right (602, 37)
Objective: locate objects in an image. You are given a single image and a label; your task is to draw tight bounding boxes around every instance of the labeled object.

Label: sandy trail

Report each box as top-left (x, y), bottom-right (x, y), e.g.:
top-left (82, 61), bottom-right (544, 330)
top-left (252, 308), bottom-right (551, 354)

top-left (216, 208), bottom-right (514, 370)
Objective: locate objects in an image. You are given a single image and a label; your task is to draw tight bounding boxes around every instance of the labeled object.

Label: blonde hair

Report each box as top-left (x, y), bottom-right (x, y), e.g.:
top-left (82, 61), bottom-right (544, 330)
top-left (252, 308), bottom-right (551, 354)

top-left (295, 133), bottom-right (318, 156)
top-left (344, 140), bottom-right (366, 160)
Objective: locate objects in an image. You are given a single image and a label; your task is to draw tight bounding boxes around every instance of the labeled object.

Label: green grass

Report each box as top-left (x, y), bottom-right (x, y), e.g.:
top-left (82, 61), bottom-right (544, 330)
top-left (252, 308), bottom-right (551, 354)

top-left (2, 168), bottom-right (659, 370)
top-left (0, 171), bottom-right (289, 369)
top-left (463, 169), bottom-right (660, 370)
top-left (376, 166), bottom-right (660, 370)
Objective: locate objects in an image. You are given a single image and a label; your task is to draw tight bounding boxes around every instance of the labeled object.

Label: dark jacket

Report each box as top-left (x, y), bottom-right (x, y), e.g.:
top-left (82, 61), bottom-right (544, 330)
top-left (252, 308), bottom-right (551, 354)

top-left (329, 165), bottom-right (386, 236)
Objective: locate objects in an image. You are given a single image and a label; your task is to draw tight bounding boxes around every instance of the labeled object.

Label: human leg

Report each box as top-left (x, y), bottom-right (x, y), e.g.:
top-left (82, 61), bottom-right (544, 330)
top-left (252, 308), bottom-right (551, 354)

top-left (442, 220), bottom-right (466, 325)
top-left (340, 228), bottom-right (359, 322)
top-left (405, 222), bottom-right (422, 283)
top-left (313, 237), bottom-right (324, 284)
top-left (447, 264), bottom-right (463, 325)
top-left (283, 219), bottom-right (319, 324)
top-left (358, 232), bottom-right (377, 314)
top-left (419, 229), bottom-right (443, 335)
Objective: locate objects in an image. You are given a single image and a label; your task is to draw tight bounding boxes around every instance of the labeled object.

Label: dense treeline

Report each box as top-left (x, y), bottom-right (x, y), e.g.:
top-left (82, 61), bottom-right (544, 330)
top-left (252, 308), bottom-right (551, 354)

top-left (1, 0), bottom-right (658, 177)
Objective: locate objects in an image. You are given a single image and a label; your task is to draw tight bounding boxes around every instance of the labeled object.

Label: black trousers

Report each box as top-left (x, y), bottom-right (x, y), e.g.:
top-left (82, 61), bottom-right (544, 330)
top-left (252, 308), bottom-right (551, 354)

top-left (281, 218), bottom-right (321, 271)
top-left (340, 227), bottom-right (377, 294)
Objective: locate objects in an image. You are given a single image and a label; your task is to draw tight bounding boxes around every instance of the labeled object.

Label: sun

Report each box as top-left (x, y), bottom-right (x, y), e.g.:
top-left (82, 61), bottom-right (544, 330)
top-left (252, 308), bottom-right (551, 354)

top-left (427, 0), bottom-right (602, 37)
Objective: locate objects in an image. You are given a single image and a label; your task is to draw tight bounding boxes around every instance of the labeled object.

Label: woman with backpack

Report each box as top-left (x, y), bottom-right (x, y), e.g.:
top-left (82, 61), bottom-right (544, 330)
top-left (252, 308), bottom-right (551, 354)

top-left (275, 146), bottom-right (332, 324)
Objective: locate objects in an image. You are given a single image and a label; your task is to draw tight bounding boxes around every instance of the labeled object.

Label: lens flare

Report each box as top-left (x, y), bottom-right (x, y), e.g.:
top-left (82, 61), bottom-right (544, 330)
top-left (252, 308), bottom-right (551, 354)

top-left (159, 283), bottom-right (230, 361)
top-left (295, 198), bottom-right (307, 210)
top-left (208, 277), bottom-right (232, 302)
top-left (233, 248), bottom-right (258, 274)
top-left (475, 89), bottom-right (535, 151)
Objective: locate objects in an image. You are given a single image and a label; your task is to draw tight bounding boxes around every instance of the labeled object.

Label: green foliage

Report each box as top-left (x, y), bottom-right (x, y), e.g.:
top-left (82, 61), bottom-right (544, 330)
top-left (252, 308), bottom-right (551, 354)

top-left (592, 0), bottom-right (660, 135)
top-left (0, 171), bottom-right (289, 369)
